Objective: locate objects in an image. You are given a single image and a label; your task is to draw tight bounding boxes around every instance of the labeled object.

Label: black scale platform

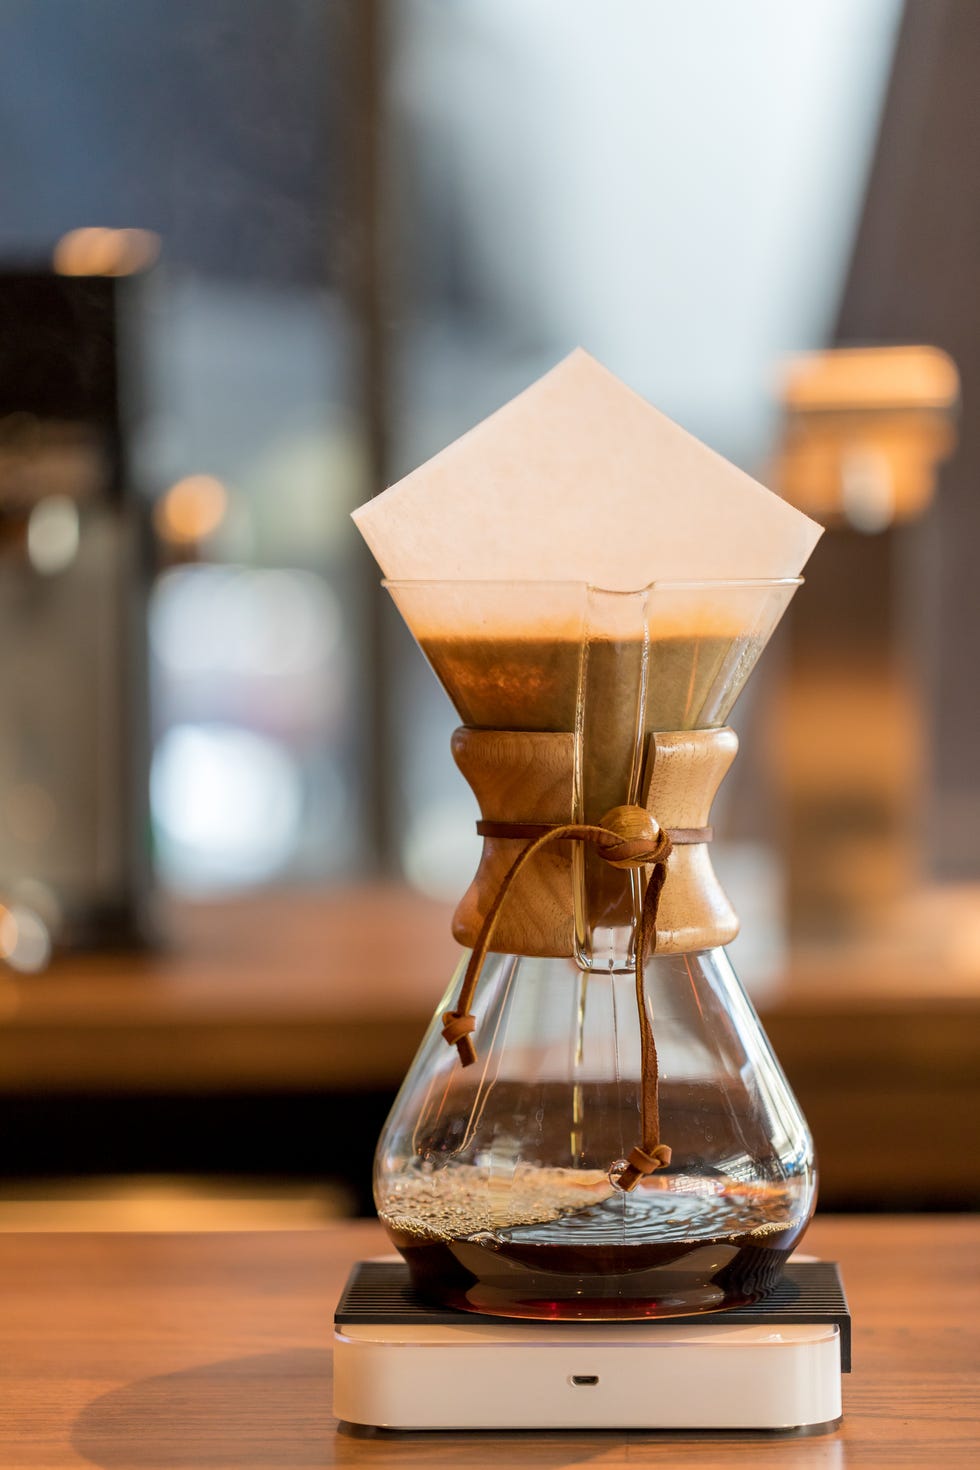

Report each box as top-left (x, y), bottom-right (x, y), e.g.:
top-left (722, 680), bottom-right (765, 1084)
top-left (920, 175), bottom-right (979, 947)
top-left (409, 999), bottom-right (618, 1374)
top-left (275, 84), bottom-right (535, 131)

top-left (335, 1259), bottom-right (852, 1372)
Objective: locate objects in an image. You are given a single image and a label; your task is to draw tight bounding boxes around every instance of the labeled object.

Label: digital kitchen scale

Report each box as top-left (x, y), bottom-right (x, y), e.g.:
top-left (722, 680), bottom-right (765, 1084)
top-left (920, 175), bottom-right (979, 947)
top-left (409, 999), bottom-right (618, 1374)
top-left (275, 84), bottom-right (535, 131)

top-left (333, 1256), bottom-right (849, 1433)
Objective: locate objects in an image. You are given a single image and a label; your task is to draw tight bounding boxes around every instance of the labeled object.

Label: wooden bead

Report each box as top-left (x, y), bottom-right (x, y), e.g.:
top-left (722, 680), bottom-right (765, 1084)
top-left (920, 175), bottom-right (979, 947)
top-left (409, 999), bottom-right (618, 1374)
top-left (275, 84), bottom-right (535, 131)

top-left (597, 805), bottom-right (665, 869)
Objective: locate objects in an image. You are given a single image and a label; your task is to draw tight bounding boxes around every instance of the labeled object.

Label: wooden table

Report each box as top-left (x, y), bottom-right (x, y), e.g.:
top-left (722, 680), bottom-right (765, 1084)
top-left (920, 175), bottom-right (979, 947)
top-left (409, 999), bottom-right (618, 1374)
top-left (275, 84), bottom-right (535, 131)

top-left (1, 1216), bottom-right (977, 1468)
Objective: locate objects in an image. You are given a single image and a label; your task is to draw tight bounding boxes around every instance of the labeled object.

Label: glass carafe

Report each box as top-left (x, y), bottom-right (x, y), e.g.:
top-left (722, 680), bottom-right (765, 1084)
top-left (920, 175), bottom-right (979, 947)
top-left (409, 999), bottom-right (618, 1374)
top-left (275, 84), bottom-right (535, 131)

top-left (375, 579), bottom-right (816, 1320)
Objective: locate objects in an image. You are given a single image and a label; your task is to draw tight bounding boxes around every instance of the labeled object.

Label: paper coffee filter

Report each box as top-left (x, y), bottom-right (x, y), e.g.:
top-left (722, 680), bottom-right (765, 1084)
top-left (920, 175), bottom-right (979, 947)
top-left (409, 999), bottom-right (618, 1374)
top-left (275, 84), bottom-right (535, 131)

top-left (353, 348), bottom-right (822, 601)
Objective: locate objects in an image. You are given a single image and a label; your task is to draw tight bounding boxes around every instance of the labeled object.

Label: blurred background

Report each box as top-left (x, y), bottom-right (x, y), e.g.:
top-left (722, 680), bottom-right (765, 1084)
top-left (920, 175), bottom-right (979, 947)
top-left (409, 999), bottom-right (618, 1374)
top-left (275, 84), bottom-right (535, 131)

top-left (0, 0), bottom-right (977, 1229)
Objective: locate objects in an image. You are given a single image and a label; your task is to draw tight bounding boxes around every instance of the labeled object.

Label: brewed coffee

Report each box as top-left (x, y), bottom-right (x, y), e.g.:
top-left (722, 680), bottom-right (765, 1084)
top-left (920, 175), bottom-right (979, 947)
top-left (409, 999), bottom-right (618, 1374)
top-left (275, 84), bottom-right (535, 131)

top-left (381, 1167), bottom-right (806, 1320)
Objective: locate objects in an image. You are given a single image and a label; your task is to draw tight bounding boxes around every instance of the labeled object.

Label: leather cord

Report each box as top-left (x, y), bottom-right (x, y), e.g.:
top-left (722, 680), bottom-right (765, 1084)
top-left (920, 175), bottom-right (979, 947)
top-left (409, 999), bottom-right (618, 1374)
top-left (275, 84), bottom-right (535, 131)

top-left (477, 821), bottom-right (712, 844)
top-left (441, 808), bottom-right (694, 1191)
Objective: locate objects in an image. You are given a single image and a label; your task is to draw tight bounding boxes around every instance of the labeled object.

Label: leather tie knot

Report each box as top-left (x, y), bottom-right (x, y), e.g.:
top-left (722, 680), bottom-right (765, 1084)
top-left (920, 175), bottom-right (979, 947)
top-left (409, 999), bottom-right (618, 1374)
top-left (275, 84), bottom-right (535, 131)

top-left (441, 1010), bottom-right (477, 1066)
top-left (615, 1143), bottom-right (673, 1191)
top-left (596, 805), bottom-right (673, 870)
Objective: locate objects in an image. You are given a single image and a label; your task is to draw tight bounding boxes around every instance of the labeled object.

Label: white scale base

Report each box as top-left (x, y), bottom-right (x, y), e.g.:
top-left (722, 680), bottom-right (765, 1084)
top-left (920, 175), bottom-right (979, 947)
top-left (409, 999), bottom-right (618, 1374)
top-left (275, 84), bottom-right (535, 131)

top-left (333, 1256), bottom-right (846, 1433)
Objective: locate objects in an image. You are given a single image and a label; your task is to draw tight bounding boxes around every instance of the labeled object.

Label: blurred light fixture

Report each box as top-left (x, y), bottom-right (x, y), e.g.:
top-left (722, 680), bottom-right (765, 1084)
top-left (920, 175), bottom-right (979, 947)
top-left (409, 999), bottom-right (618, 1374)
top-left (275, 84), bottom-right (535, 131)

top-left (153, 474), bottom-right (229, 546)
top-left (26, 494), bottom-right (80, 575)
top-left (776, 346), bottom-right (959, 531)
top-left (150, 723), bottom-right (303, 889)
top-left (0, 906), bottom-right (15, 958)
top-left (0, 902), bottom-right (51, 973)
top-left (53, 227), bottom-right (160, 277)
top-left (149, 564), bottom-right (340, 680)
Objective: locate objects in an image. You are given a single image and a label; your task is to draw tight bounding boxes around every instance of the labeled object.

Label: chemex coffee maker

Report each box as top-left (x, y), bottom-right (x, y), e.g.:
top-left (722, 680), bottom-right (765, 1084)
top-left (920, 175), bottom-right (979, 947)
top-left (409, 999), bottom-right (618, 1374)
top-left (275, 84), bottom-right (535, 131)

top-left (334, 352), bottom-right (849, 1433)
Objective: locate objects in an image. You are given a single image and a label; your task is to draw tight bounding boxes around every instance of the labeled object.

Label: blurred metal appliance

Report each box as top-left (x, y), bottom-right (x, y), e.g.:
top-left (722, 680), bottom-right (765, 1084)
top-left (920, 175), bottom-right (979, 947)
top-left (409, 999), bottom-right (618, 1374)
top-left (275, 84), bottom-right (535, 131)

top-left (0, 270), bottom-right (152, 960)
